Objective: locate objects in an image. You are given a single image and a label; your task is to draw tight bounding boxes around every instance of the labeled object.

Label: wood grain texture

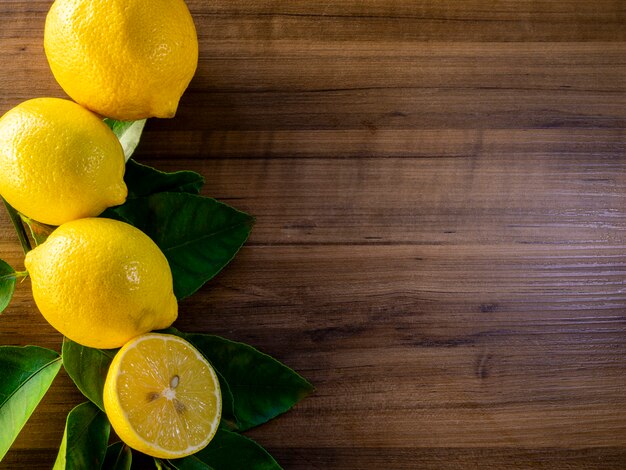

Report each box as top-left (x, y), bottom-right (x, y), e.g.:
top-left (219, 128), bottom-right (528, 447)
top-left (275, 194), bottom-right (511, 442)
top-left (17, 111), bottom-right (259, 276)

top-left (1, 0), bottom-right (626, 468)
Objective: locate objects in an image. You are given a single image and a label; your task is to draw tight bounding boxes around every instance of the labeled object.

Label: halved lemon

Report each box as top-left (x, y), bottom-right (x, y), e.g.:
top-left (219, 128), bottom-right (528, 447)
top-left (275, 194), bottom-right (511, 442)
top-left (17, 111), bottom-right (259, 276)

top-left (103, 333), bottom-right (221, 458)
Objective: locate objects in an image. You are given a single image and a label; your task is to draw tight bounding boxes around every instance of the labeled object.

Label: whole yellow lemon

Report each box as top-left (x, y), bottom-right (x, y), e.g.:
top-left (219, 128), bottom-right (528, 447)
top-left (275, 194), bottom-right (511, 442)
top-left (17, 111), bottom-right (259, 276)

top-left (44, 0), bottom-right (198, 120)
top-left (0, 98), bottom-right (127, 226)
top-left (24, 218), bottom-right (178, 349)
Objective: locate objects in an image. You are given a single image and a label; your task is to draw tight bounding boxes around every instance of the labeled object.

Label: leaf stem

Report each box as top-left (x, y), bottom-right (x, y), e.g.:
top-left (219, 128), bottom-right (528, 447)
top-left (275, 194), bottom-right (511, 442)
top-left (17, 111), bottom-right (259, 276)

top-left (2, 198), bottom-right (32, 255)
top-left (0, 270), bottom-right (28, 283)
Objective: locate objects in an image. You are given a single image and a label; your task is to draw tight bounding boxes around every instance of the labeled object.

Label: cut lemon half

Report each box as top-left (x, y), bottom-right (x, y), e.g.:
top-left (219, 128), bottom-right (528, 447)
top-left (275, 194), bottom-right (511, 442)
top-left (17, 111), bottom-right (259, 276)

top-left (103, 333), bottom-right (221, 458)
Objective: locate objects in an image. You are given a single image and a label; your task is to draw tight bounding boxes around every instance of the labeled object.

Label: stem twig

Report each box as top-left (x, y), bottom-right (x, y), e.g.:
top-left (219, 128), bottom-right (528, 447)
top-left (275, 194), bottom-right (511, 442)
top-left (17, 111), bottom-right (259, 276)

top-left (0, 270), bottom-right (28, 283)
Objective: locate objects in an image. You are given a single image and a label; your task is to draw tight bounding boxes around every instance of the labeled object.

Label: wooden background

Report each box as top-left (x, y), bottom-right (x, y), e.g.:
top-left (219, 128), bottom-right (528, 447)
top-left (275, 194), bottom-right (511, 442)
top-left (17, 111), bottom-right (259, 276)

top-left (1, 1), bottom-right (626, 468)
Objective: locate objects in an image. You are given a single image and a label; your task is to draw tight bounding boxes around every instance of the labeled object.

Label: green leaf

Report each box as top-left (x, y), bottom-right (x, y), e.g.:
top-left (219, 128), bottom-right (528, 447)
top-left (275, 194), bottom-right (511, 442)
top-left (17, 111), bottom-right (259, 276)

top-left (104, 119), bottom-right (147, 161)
top-left (62, 338), bottom-right (118, 412)
top-left (106, 193), bottom-right (254, 299)
top-left (169, 429), bottom-right (281, 470)
top-left (2, 197), bottom-right (31, 255)
top-left (165, 329), bottom-right (313, 431)
top-left (53, 402), bottom-right (110, 470)
top-left (165, 456), bottom-right (214, 470)
top-left (102, 442), bottom-right (132, 470)
top-left (0, 259), bottom-right (17, 314)
top-left (0, 345), bottom-right (62, 460)
top-left (19, 214), bottom-right (56, 246)
top-left (125, 160), bottom-right (204, 199)
top-left (155, 458), bottom-right (178, 470)
top-left (214, 369), bottom-right (239, 431)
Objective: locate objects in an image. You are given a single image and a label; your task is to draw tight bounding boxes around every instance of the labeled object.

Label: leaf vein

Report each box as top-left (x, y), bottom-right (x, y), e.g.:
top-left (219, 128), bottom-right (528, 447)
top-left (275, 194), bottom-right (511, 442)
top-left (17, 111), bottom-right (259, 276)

top-left (161, 220), bottom-right (253, 254)
top-left (0, 273), bottom-right (16, 283)
top-left (0, 356), bottom-right (61, 410)
top-left (65, 406), bottom-right (99, 454)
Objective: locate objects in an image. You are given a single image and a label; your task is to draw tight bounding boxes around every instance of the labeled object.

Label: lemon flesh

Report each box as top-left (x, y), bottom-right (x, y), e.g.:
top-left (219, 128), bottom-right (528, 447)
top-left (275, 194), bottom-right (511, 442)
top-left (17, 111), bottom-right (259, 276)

top-left (0, 98), bottom-right (126, 226)
top-left (44, 0), bottom-right (198, 120)
top-left (24, 218), bottom-right (177, 349)
top-left (104, 334), bottom-right (221, 458)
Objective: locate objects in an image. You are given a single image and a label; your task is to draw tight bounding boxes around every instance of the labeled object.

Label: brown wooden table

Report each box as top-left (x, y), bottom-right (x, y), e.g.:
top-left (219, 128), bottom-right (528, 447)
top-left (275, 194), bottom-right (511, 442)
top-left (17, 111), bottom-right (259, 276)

top-left (1, 1), bottom-right (626, 468)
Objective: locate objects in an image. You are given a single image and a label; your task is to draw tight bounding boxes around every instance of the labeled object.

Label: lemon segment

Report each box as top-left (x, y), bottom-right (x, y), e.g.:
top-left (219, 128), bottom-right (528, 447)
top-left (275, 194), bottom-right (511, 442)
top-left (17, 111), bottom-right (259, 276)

top-left (0, 98), bottom-right (127, 226)
top-left (44, 0), bottom-right (198, 120)
top-left (24, 218), bottom-right (177, 349)
top-left (104, 334), bottom-right (221, 458)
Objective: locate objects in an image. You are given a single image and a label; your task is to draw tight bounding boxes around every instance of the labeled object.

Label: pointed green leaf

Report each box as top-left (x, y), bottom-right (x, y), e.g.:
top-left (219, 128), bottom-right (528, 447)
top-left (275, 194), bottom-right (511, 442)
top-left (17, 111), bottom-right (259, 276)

top-left (165, 455), bottom-right (214, 470)
top-left (164, 329), bottom-right (313, 431)
top-left (2, 197), bottom-right (31, 255)
top-left (214, 369), bottom-right (239, 431)
top-left (53, 402), bottom-right (110, 470)
top-left (154, 459), bottom-right (166, 470)
top-left (102, 442), bottom-right (132, 470)
top-left (155, 458), bottom-right (180, 470)
top-left (19, 214), bottom-right (56, 246)
top-left (104, 119), bottom-right (147, 161)
top-left (169, 429), bottom-right (280, 470)
top-left (125, 160), bottom-right (204, 199)
top-left (0, 346), bottom-right (62, 460)
top-left (62, 338), bottom-right (118, 411)
top-left (106, 193), bottom-right (254, 299)
top-left (0, 259), bottom-right (17, 314)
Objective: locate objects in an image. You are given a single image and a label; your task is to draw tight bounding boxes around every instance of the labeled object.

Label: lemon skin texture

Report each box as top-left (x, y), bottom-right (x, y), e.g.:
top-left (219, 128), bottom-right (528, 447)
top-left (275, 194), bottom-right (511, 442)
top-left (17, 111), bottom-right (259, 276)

top-left (24, 218), bottom-right (178, 349)
top-left (0, 98), bottom-right (127, 226)
top-left (104, 333), bottom-right (221, 458)
top-left (44, 0), bottom-right (199, 120)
